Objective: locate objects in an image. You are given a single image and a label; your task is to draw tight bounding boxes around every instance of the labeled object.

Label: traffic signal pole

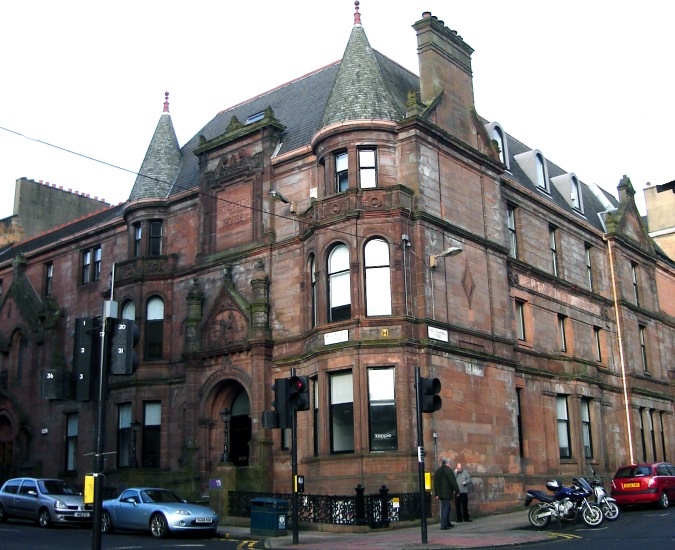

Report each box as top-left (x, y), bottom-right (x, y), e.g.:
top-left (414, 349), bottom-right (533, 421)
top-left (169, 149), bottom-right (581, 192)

top-left (91, 264), bottom-right (116, 550)
top-left (291, 368), bottom-right (299, 545)
top-left (415, 367), bottom-right (428, 544)
top-left (91, 307), bottom-right (109, 550)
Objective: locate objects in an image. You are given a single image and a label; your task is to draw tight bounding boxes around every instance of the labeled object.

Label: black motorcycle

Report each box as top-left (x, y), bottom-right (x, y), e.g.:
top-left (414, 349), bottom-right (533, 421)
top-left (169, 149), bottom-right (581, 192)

top-left (525, 478), bottom-right (604, 528)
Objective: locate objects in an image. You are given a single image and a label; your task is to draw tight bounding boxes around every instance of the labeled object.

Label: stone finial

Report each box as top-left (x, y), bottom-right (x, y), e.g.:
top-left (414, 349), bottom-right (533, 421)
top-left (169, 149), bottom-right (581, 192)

top-left (227, 116), bottom-right (243, 132)
top-left (405, 89), bottom-right (425, 117)
top-left (354, 1), bottom-right (361, 25)
top-left (617, 174), bottom-right (636, 202)
top-left (163, 91), bottom-right (170, 113)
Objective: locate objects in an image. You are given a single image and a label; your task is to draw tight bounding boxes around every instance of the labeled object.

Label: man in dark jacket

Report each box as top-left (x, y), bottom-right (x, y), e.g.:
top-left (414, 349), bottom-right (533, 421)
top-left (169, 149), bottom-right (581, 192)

top-left (433, 457), bottom-right (460, 529)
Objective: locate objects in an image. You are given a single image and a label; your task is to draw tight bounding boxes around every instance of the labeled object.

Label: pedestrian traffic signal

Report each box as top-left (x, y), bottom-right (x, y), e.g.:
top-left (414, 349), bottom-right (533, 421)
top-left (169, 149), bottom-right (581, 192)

top-left (418, 376), bottom-right (442, 413)
top-left (108, 319), bottom-right (140, 375)
top-left (73, 317), bottom-right (100, 400)
top-left (288, 375), bottom-right (309, 411)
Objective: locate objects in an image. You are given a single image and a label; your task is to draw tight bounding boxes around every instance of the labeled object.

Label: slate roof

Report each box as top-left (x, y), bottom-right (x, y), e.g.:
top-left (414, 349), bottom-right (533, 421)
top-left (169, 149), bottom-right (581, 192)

top-left (0, 16), bottom-right (621, 263)
top-left (320, 23), bottom-right (402, 128)
top-left (129, 97), bottom-right (182, 201)
top-left (0, 204), bottom-right (125, 265)
top-left (165, 47), bottom-right (419, 200)
top-left (505, 132), bottom-right (618, 232)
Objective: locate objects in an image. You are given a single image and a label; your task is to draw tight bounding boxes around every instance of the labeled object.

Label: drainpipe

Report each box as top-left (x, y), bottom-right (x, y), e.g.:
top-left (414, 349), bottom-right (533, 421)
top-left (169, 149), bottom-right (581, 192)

top-left (605, 235), bottom-right (635, 464)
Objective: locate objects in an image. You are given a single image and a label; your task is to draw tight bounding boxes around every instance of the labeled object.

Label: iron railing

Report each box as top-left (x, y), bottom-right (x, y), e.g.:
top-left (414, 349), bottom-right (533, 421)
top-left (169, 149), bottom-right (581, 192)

top-left (229, 485), bottom-right (431, 528)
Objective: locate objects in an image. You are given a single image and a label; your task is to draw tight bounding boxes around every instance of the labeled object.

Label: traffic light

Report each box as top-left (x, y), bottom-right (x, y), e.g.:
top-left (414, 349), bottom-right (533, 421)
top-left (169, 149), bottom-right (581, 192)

top-left (73, 317), bottom-right (100, 401)
top-left (418, 376), bottom-right (442, 413)
top-left (40, 368), bottom-right (71, 400)
top-left (288, 375), bottom-right (309, 411)
top-left (108, 319), bottom-right (140, 375)
top-left (272, 378), bottom-right (290, 429)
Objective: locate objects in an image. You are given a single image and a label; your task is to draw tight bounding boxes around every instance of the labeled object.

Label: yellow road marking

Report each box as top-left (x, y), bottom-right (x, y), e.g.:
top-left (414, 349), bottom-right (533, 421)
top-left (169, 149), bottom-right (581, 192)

top-left (547, 532), bottom-right (582, 540)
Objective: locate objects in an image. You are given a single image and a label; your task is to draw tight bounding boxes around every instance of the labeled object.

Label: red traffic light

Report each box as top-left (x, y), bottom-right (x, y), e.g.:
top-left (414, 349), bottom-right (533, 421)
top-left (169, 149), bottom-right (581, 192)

top-left (289, 375), bottom-right (307, 393)
top-left (288, 375), bottom-right (309, 411)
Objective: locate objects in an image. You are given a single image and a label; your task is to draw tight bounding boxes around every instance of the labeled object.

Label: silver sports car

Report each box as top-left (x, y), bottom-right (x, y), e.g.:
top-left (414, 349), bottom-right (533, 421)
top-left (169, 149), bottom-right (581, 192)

top-left (101, 487), bottom-right (218, 538)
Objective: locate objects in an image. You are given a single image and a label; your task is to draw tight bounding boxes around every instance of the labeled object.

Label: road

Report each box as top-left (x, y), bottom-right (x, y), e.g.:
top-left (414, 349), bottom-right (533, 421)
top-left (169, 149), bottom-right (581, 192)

top-left (0, 519), bottom-right (263, 549)
top-left (0, 506), bottom-right (671, 549)
top-left (510, 505), bottom-right (673, 550)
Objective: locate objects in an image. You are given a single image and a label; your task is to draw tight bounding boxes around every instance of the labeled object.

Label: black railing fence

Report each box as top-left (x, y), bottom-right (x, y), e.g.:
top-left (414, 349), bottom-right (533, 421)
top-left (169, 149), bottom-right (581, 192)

top-left (229, 485), bottom-right (432, 528)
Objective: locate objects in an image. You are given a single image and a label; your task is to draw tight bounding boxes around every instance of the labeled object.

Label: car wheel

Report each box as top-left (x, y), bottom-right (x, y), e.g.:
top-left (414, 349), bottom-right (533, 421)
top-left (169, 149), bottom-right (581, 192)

top-left (38, 508), bottom-right (52, 528)
top-left (150, 513), bottom-right (169, 538)
top-left (657, 491), bottom-right (669, 509)
top-left (0, 504), bottom-right (7, 523)
top-left (101, 510), bottom-right (114, 534)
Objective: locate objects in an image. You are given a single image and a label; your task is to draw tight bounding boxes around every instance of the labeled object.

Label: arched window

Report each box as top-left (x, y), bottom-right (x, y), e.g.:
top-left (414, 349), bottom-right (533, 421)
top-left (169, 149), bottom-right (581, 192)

top-left (309, 255), bottom-right (317, 327)
top-left (145, 297), bottom-right (164, 360)
top-left (121, 300), bottom-right (135, 321)
top-left (492, 125), bottom-right (506, 165)
top-left (328, 245), bottom-right (351, 322)
top-left (535, 153), bottom-right (547, 190)
top-left (570, 175), bottom-right (582, 211)
top-left (365, 238), bottom-right (392, 316)
top-left (12, 332), bottom-right (27, 383)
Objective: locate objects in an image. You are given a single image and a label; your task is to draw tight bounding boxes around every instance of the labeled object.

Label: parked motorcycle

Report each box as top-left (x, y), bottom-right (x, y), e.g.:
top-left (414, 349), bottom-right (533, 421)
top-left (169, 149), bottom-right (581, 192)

top-left (585, 467), bottom-right (620, 521)
top-left (524, 478), bottom-right (604, 528)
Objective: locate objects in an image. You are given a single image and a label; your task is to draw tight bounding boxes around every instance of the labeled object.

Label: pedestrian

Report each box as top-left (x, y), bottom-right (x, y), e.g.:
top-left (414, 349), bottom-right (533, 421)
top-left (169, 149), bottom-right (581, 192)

top-left (433, 457), bottom-right (460, 529)
top-left (454, 463), bottom-right (472, 522)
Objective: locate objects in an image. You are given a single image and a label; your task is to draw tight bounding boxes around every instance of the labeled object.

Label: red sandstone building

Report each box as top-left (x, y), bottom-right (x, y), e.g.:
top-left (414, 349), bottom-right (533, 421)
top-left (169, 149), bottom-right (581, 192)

top-left (0, 6), bottom-right (673, 516)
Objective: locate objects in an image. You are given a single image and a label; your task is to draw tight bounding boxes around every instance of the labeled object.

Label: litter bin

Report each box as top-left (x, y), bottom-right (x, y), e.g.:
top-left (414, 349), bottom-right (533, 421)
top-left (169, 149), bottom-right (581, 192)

top-left (250, 497), bottom-right (288, 536)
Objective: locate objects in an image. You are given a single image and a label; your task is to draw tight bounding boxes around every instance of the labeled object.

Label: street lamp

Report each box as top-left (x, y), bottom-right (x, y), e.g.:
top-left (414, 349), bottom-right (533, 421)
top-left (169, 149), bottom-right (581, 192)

top-left (429, 246), bottom-right (463, 320)
top-left (428, 246), bottom-right (463, 268)
top-left (130, 419), bottom-right (141, 468)
top-left (220, 409), bottom-right (231, 463)
top-left (269, 189), bottom-right (296, 213)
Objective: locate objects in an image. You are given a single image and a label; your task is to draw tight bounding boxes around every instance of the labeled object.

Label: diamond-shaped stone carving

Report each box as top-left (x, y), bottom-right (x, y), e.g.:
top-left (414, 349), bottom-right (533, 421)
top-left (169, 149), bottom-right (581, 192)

top-left (462, 265), bottom-right (475, 307)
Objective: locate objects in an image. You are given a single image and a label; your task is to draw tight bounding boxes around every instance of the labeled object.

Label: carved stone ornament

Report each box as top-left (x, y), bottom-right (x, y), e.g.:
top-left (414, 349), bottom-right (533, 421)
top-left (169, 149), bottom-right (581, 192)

top-left (204, 151), bottom-right (264, 188)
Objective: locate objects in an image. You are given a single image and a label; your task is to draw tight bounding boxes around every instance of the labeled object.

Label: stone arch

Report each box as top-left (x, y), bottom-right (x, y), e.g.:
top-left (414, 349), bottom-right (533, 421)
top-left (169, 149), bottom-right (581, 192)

top-left (199, 374), bottom-right (252, 472)
top-left (0, 412), bottom-right (15, 479)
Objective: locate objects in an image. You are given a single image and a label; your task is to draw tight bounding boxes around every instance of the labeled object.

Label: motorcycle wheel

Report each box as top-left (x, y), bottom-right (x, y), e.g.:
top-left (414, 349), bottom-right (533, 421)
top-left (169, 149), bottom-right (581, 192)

top-left (601, 501), bottom-right (620, 521)
top-left (581, 504), bottom-right (603, 527)
top-left (528, 504), bottom-right (551, 528)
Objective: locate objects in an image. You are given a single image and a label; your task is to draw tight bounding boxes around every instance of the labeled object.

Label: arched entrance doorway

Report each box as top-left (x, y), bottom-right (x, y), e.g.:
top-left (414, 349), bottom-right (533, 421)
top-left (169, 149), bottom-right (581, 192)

top-left (229, 391), bottom-right (251, 467)
top-left (208, 381), bottom-right (251, 469)
top-left (0, 415), bottom-right (14, 481)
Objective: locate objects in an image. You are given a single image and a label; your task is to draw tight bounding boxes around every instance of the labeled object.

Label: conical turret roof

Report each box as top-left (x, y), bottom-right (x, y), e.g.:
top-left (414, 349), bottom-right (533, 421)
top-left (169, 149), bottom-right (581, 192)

top-left (319, 2), bottom-right (402, 129)
top-left (129, 92), bottom-right (182, 201)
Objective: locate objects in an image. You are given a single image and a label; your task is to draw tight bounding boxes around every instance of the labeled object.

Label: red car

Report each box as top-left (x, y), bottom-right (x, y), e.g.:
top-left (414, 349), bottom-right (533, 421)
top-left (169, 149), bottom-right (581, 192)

top-left (611, 462), bottom-right (675, 509)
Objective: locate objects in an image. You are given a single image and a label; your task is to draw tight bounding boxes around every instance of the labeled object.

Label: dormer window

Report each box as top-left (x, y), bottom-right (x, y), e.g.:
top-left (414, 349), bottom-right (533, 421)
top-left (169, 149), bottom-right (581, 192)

top-left (484, 121), bottom-right (509, 168)
top-left (245, 111), bottom-right (265, 125)
top-left (513, 149), bottom-right (550, 192)
top-left (551, 173), bottom-right (585, 214)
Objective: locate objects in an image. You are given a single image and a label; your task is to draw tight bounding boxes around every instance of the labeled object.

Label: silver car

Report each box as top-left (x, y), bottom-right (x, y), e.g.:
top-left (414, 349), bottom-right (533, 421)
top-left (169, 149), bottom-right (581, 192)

top-left (102, 487), bottom-right (219, 538)
top-left (0, 477), bottom-right (92, 527)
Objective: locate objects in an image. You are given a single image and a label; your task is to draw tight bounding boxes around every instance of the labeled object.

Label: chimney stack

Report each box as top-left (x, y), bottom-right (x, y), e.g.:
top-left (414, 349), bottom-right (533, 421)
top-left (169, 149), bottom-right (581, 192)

top-left (413, 12), bottom-right (476, 145)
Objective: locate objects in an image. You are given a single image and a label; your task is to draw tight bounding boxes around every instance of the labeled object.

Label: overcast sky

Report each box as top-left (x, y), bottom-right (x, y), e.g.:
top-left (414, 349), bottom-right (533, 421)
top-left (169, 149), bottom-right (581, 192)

top-left (1, 0), bottom-right (672, 221)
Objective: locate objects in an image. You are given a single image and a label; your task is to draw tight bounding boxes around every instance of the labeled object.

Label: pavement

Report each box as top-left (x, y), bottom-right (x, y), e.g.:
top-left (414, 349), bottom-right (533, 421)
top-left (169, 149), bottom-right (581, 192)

top-left (217, 507), bottom-right (555, 549)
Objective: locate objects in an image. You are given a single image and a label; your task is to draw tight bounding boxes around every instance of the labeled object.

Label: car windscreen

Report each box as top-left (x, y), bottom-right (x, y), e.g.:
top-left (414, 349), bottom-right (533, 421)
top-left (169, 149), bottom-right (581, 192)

top-left (142, 490), bottom-right (183, 503)
top-left (39, 480), bottom-right (78, 495)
